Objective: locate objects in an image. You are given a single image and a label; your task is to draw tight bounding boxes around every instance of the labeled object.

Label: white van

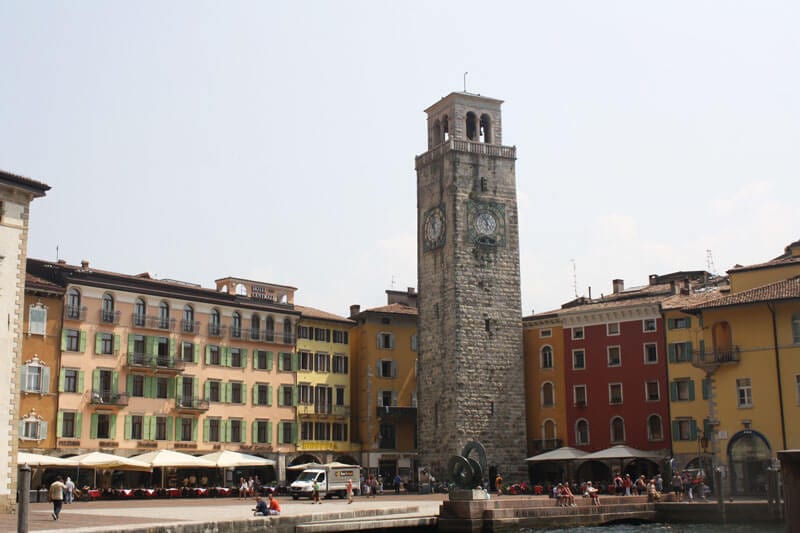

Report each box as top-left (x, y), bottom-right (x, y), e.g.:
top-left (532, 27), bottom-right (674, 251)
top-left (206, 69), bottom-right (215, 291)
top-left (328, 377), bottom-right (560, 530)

top-left (289, 465), bottom-right (361, 500)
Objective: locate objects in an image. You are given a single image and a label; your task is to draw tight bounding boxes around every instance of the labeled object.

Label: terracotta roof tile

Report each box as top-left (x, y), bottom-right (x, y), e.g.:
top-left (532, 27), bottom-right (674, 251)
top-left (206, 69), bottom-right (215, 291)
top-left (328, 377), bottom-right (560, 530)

top-left (728, 255), bottom-right (800, 274)
top-left (25, 273), bottom-right (64, 293)
top-left (0, 169), bottom-right (50, 193)
top-left (686, 277), bottom-right (800, 310)
top-left (661, 285), bottom-right (729, 310)
top-left (295, 304), bottom-right (354, 324)
top-left (362, 303), bottom-right (418, 316)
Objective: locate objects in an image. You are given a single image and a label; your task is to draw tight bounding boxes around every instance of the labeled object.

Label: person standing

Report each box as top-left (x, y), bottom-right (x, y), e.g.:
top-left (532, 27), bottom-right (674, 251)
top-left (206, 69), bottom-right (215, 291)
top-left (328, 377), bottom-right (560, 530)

top-left (495, 473), bottom-right (503, 495)
top-left (64, 476), bottom-right (75, 504)
top-left (49, 476), bottom-right (66, 520)
top-left (312, 479), bottom-right (321, 504)
top-left (370, 476), bottom-right (379, 498)
top-left (346, 479), bottom-right (353, 504)
top-left (393, 474), bottom-right (402, 495)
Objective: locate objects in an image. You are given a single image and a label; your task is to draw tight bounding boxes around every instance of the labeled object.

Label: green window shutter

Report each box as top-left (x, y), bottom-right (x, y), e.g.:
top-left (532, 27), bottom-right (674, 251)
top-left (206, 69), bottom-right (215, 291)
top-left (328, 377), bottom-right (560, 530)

top-left (90, 413), bottom-right (98, 439)
top-left (169, 338), bottom-right (176, 357)
top-left (191, 419), bottom-right (198, 442)
top-left (193, 379), bottom-right (199, 400)
top-left (59, 369), bottom-right (66, 392)
top-left (702, 378), bottom-right (711, 400)
top-left (684, 342), bottom-right (693, 360)
top-left (699, 340), bottom-right (706, 356)
top-left (95, 333), bottom-right (103, 355)
top-left (241, 349), bottom-right (248, 368)
top-left (60, 329), bottom-right (68, 351)
top-left (667, 319), bottom-right (675, 330)
top-left (292, 386), bottom-right (298, 406)
top-left (278, 353), bottom-right (284, 371)
top-left (127, 334), bottom-right (135, 354)
top-left (57, 411), bottom-right (64, 437)
top-left (166, 417), bottom-right (173, 440)
top-left (145, 336), bottom-right (156, 355)
top-left (92, 369), bottom-right (101, 392)
top-left (224, 382), bottom-right (231, 403)
top-left (78, 371), bottom-right (84, 392)
top-left (193, 344), bottom-right (200, 363)
top-left (205, 345), bottom-right (211, 365)
top-left (278, 386), bottom-right (284, 407)
top-left (278, 422), bottom-right (284, 443)
top-left (668, 344), bottom-right (676, 363)
top-left (175, 376), bottom-right (183, 399)
top-left (252, 352), bottom-right (257, 369)
top-left (127, 375), bottom-right (133, 395)
top-left (204, 380), bottom-right (211, 401)
top-left (688, 380), bottom-right (696, 401)
top-left (224, 420), bottom-right (231, 443)
top-left (291, 422), bottom-right (298, 444)
top-left (79, 331), bottom-right (87, 352)
top-left (168, 378), bottom-right (176, 398)
top-left (203, 418), bottom-right (210, 442)
top-left (267, 421), bottom-right (272, 444)
top-left (125, 415), bottom-right (132, 440)
top-left (109, 415), bottom-right (117, 439)
top-left (252, 384), bottom-right (257, 405)
top-left (145, 376), bottom-right (154, 398)
top-left (268, 385), bottom-right (273, 406)
top-left (292, 352), bottom-right (299, 371)
top-left (19, 366), bottom-right (28, 391)
top-left (75, 413), bottom-right (82, 438)
top-left (672, 421), bottom-right (680, 440)
top-left (223, 347), bottom-right (230, 367)
top-left (670, 382), bottom-right (678, 401)
top-left (251, 421), bottom-right (257, 443)
top-left (689, 420), bottom-right (698, 440)
top-left (112, 372), bottom-right (119, 394)
top-left (241, 421), bottom-right (246, 443)
top-left (267, 352), bottom-right (273, 371)
top-left (41, 367), bottom-right (51, 393)
top-left (114, 335), bottom-right (121, 355)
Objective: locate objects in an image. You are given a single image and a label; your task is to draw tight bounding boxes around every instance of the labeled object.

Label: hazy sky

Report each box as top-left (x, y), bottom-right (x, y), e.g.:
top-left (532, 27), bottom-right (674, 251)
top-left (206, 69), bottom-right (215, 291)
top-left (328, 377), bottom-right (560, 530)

top-left (2, 1), bottom-right (798, 317)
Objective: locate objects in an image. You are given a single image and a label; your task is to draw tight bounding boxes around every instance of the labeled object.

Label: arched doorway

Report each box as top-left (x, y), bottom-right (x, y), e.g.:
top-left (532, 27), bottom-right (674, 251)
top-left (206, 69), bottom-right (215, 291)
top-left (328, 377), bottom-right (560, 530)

top-left (623, 458), bottom-right (660, 480)
top-left (727, 430), bottom-right (771, 496)
top-left (575, 460), bottom-right (611, 486)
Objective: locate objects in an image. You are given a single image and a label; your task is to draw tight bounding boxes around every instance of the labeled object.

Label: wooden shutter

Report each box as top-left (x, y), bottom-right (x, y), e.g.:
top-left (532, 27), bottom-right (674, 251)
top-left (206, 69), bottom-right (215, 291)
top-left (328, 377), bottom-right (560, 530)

top-left (95, 333), bottom-right (103, 354)
top-left (267, 385), bottom-right (273, 406)
top-left (125, 416), bottom-right (132, 440)
top-left (41, 367), bottom-right (50, 393)
top-left (90, 413), bottom-right (98, 439)
top-left (688, 380), bottom-right (696, 401)
top-left (114, 335), bottom-right (121, 355)
top-left (79, 331), bottom-right (87, 352)
top-left (203, 418), bottom-right (210, 442)
top-left (57, 411), bottom-right (64, 437)
top-left (670, 382), bottom-right (678, 401)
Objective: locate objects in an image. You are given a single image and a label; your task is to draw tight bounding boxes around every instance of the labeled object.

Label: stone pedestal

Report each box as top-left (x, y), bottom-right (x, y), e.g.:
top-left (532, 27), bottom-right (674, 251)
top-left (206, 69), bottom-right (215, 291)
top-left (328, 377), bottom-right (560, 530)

top-left (449, 488), bottom-right (490, 501)
top-left (778, 450), bottom-right (799, 532)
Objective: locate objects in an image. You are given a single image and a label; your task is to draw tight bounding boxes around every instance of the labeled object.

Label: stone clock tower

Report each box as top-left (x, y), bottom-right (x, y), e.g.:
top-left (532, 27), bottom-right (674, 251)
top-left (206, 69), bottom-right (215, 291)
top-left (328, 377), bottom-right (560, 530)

top-left (416, 92), bottom-right (526, 480)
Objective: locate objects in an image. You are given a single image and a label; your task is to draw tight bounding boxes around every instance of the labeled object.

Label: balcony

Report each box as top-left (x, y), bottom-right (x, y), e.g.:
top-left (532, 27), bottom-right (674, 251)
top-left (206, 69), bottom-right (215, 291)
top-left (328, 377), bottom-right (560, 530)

top-left (126, 353), bottom-right (185, 373)
top-left (174, 397), bottom-right (210, 413)
top-left (90, 390), bottom-right (129, 408)
top-left (376, 406), bottom-right (417, 422)
top-left (693, 346), bottom-right (741, 372)
top-left (230, 326), bottom-right (242, 339)
top-left (65, 305), bottom-right (87, 321)
top-left (530, 438), bottom-right (563, 454)
top-left (100, 310), bottom-right (121, 325)
top-left (245, 328), bottom-right (295, 344)
top-left (208, 323), bottom-right (227, 338)
top-left (181, 319), bottom-right (200, 334)
top-left (132, 313), bottom-right (147, 328)
top-left (144, 316), bottom-right (175, 331)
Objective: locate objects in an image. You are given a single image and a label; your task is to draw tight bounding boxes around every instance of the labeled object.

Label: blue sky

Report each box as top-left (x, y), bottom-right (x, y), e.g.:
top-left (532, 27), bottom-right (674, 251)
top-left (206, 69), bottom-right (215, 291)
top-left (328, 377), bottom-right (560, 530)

top-left (2, 1), bottom-right (798, 317)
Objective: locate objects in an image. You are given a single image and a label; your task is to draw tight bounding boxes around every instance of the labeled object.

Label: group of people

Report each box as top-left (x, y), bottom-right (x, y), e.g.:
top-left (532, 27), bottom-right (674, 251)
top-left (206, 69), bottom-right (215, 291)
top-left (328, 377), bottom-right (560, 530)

top-left (669, 471), bottom-right (709, 502)
top-left (238, 476), bottom-right (261, 498)
top-left (47, 476), bottom-right (77, 521)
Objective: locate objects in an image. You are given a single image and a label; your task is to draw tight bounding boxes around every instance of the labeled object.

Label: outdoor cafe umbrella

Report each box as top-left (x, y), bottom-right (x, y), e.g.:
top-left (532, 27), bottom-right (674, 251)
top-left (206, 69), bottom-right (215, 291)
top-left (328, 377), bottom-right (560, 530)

top-left (526, 446), bottom-right (589, 483)
top-left (287, 462), bottom-right (323, 471)
top-left (18, 452), bottom-right (78, 467)
top-left (70, 451), bottom-right (151, 488)
top-left (130, 449), bottom-right (216, 487)
top-left (199, 450), bottom-right (276, 468)
top-left (581, 445), bottom-right (664, 476)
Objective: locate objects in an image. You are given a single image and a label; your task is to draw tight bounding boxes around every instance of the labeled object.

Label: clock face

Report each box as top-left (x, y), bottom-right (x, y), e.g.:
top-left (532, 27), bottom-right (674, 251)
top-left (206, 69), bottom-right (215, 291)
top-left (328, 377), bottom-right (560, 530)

top-left (423, 207), bottom-right (446, 250)
top-left (475, 212), bottom-right (498, 236)
top-left (468, 201), bottom-right (506, 246)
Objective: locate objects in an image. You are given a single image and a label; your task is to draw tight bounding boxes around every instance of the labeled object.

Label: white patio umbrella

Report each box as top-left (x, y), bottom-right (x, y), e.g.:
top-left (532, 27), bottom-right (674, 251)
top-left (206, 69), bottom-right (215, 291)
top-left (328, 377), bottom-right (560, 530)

top-left (581, 445), bottom-right (663, 461)
top-left (199, 450), bottom-right (276, 468)
top-left (526, 447), bottom-right (589, 462)
top-left (130, 449), bottom-right (215, 488)
top-left (70, 451), bottom-right (151, 488)
top-left (287, 462), bottom-right (323, 471)
top-left (18, 452), bottom-right (78, 467)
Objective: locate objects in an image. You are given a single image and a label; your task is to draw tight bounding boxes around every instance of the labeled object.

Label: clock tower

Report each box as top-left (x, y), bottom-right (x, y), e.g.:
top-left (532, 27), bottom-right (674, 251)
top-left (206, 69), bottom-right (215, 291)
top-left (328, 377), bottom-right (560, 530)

top-left (416, 92), bottom-right (527, 480)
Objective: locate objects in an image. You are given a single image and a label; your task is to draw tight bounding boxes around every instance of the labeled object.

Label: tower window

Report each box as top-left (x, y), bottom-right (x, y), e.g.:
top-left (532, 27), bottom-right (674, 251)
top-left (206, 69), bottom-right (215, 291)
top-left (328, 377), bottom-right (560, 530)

top-left (466, 112), bottom-right (477, 140)
top-left (480, 177), bottom-right (488, 192)
top-left (480, 114), bottom-right (492, 143)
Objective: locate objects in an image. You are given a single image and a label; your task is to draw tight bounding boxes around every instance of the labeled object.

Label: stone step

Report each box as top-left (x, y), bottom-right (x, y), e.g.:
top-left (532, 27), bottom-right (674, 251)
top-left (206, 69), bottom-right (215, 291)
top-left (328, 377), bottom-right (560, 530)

top-left (485, 502), bottom-right (654, 519)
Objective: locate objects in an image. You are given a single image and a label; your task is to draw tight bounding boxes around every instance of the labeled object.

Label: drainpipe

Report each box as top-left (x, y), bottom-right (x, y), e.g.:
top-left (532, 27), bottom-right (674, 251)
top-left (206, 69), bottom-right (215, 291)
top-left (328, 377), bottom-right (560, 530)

top-left (767, 303), bottom-right (788, 451)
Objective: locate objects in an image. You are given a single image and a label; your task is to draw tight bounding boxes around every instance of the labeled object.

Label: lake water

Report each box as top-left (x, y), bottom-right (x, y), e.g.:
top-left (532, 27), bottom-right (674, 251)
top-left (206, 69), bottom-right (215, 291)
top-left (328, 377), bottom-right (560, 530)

top-left (531, 524), bottom-right (784, 532)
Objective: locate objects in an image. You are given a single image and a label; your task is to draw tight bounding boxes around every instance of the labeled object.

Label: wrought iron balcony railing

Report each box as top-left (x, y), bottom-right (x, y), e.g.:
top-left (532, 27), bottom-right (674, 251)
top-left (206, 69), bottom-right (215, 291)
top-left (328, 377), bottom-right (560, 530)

top-left (693, 346), bottom-right (741, 366)
top-left (90, 390), bottom-right (129, 406)
top-left (175, 398), bottom-right (210, 412)
top-left (126, 353), bottom-right (185, 372)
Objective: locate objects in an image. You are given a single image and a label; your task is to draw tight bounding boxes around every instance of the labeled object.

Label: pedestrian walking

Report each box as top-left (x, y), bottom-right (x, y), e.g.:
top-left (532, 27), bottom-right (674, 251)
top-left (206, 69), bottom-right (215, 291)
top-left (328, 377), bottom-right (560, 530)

top-left (64, 476), bottom-right (75, 504)
top-left (346, 478), bottom-right (353, 504)
top-left (312, 479), bottom-right (321, 504)
top-left (49, 476), bottom-right (66, 520)
top-left (393, 474), bottom-right (402, 495)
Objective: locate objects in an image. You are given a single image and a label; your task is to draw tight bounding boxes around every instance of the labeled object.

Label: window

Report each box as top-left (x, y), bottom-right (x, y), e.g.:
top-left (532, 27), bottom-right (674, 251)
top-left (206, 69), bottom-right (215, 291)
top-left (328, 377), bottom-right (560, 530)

top-left (156, 377), bottom-right (169, 399)
top-left (67, 289), bottom-right (81, 319)
top-left (572, 349), bottom-right (585, 370)
top-left (59, 412), bottom-right (77, 438)
top-left (280, 385), bottom-right (294, 406)
top-left (668, 342), bottom-right (693, 362)
top-left (645, 381), bottom-right (660, 401)
top-left (332, 423), bottom-right (347, 441)
top-left (206, 418), bottom-right (221, 442)
top-left (540, 346), bottom-right (553, 369)
top-left (280, 352), bottom-right (293, 371)
top-left (668, 317), bottom-right (691, 329)
top-left (379, 423), bottom-right (396, 449)
top-left (410, 335), bottom-right (418, 352)
top-left (539, 328), bottom-right (552, 338)
top-left (131, 375), bottom-right (145, 397)
top-left (207, 380), bottom-right (221, 402)
top-left (575, 419), bottom-right (589, 445)
top-left (207, 345), bottom-right (221, 366)
top-left (333, 330), bottom-right (349, 344)
top-left (255, 420), bottom-right (271, 444)
top-left (332, 354), bottom-right (349, 374)
top-left (315, 421), bottom-right (331, 441)
top-left (255, 350), bottom-right (271, 370)
top-left (101, 294), bottom-right (115, 323)
top-left (737, 378), bottom-right (753, 408)
top-left (182, 305), bottom-right (195, 333)
top-left (644, 343), bottom-right (658, 364)
top-left (377, 332), bottom-right (395, 349)
top-left (65, 329), bottom-right (81, 352)
top-left (671, 379), bottom-right (695, 401)
top-left (315, 352), bottom-right (330, 372)
top-left (20, 414), bottom-right (47, 441)
top-left (379, 390), bottom-right (396, 407)
top-left (298, 383), bottom-right (313, 404)
top-left (62, 369), bottom-right (79, 393)
top-left (129, 415), bottom-right (143, 440)
top-left (298, 325), bottom-right (311, 340)
top-left (96, 413), bottom-right (111, 439)
top-left (610, 417), bottom-right (625, 443)
top-left (377, 359), bottom-right (397, 378)
top-left (156, 337), bottom-right (170, 366)
top-left (21, 358), bottom-right (49, 393)
top-left (647, 414), bottom-right (663, 441)
top-left (299, 351), bottom-right (313, 371)
top-left (265, 316), bottom-right (275, 341)
top-left (230, 419), bottom-right (243, 443)
top-left (231, 312), bottom-right (242, 338)
top-left (283, 318), bottom-right (293, 344)
top-left (209, 309), bottom-right (221, 336)
top-left (609, 383), bottom-right (623, 404)
top-left (314, 327), bottom-right (331, 342)
top-left (571, 327), bottom-right (584, 340)
top-left (335, 386), bottom-right (345, 406)
top-left (155, 416), bottom-right (168, 441)
top-left (181, 342), bottom-right (195, 363)
top-left (541, 382), bottom-right (555, 407)
top-left (643, 319), bottom-right (657, 332)
top-left (607, 322), bottom-right (620, 336)
top-left (673, 418), bottom-right (697, 441)
top-left (607, 346), bottom-right (621, 367)
top-left (158, 302), bottom-right (170, 329)
top-left (255, 384), bottom-right (271, 406)
top-left (28, 303), bottom-right (47, 335)
top-left (179, 418), bottom-right (194, 441)
top-left (230, 382), bottom-right (243, 404)
top-left (280, 421), bottom-right (295, 444)
top-left (134, 298), bottom-right (146, 326)
top-left (250, 314), bottom-right (261, 340)
top-left (98, 332), bottom-right (114, 355)
top-left (229, 348), bottom-right (243, 368)
top-left (573, 385), bottom-right (587, 407)
top-left (793, 314), bottom-right (800, 344)
top-left (796, 375), bottom-right (800, 405)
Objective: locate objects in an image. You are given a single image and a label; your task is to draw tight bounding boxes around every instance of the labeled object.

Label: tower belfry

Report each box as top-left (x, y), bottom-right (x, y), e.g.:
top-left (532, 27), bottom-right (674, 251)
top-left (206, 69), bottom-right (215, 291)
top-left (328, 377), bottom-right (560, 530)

top-left (416, 92), bottom-right (526, 479)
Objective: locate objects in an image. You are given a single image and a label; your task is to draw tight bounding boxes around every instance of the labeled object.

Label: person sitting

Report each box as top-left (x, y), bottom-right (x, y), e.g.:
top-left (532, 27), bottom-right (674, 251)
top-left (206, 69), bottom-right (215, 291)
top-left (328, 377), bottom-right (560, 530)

top-left (647, 479), bottom-right (661, 502)
top-left (252, 496), bottom-right (268, 516)
top-left (267, 493), bottom-right (281, 515)
top-left (553, 484), bottom-right (564, 506)
top-left (586, 481), bottom-right (600, 506)
top-left (561, 483), bottom-right (576, 507)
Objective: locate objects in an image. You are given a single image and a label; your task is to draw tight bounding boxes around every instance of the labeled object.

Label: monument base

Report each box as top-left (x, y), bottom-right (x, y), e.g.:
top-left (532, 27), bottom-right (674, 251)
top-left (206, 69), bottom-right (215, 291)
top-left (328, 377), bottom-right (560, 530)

top-left (449, 488), bottom-right (490, 501)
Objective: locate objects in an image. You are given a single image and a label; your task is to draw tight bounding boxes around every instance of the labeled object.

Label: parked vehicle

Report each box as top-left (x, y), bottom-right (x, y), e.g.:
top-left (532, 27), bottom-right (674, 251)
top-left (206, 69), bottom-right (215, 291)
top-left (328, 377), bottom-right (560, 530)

top-left (289, 465), bottom-right (361, 500)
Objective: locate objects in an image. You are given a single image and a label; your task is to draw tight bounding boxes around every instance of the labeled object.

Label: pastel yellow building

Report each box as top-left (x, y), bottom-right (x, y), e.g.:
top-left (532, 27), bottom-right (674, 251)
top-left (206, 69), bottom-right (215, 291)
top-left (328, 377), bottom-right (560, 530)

top-left (293, 305), bottom-right (359, 465)
top-left (350, 288), bottom-right (418, 485)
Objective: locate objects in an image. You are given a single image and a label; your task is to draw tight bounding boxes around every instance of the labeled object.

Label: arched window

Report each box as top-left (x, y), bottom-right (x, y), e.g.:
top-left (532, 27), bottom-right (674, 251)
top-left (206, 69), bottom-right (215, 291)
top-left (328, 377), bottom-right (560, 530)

top-left (182, 305), bottom-right (194, 333)
top-left (541, 382), bottom-right (555, 407)
top-left (576, 419), bottom-right (589, 445)
top-left (265, 316), bottom-right (275, 341)
top-left (209, 309), bottom-right (221, 336)
top-left (432, 119), bottom-right (442, 145)
top-left (231, 312), bottom-right (242, 338)
top-left (283, 318), bottom-right (292, 344)
top-left (611, 416), bottom-right (626, 443)
top-left (792, 313), bottom-right (800, 344)
top-left (101, 294), bottom-right (115, 323)
top-left (647, 414), bottom-right (663, 441)
top-left (134, 298), bottom-right (146, 326)
top-left (466, 112), bottom-right (477, 140)
top-left (479, 113), bottom-right (492, 143)
top-left (541, 345), bottom-right (553, 369)
top-left (158, 302), bottom-right (170, 329)
top-left (67, 289), bottom-right (81, 319)
top-left (251, 314), bottom-right (261, 340)
top-left (442, 115), bottom-right (449, 141)
top-left (543, 419), bottom-right (557, 442)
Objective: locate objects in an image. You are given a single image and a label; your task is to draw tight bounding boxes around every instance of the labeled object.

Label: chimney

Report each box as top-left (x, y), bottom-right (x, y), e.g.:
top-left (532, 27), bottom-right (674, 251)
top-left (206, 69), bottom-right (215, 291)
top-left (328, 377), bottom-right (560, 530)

top-left (349, 304), bottom-right (361, 317)
top-left (612, 279), bottom-right (624, 294)
top-left (649, 274), bottom-right (658, 285)
top-left (80, 260), bottom-right (90, 269)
